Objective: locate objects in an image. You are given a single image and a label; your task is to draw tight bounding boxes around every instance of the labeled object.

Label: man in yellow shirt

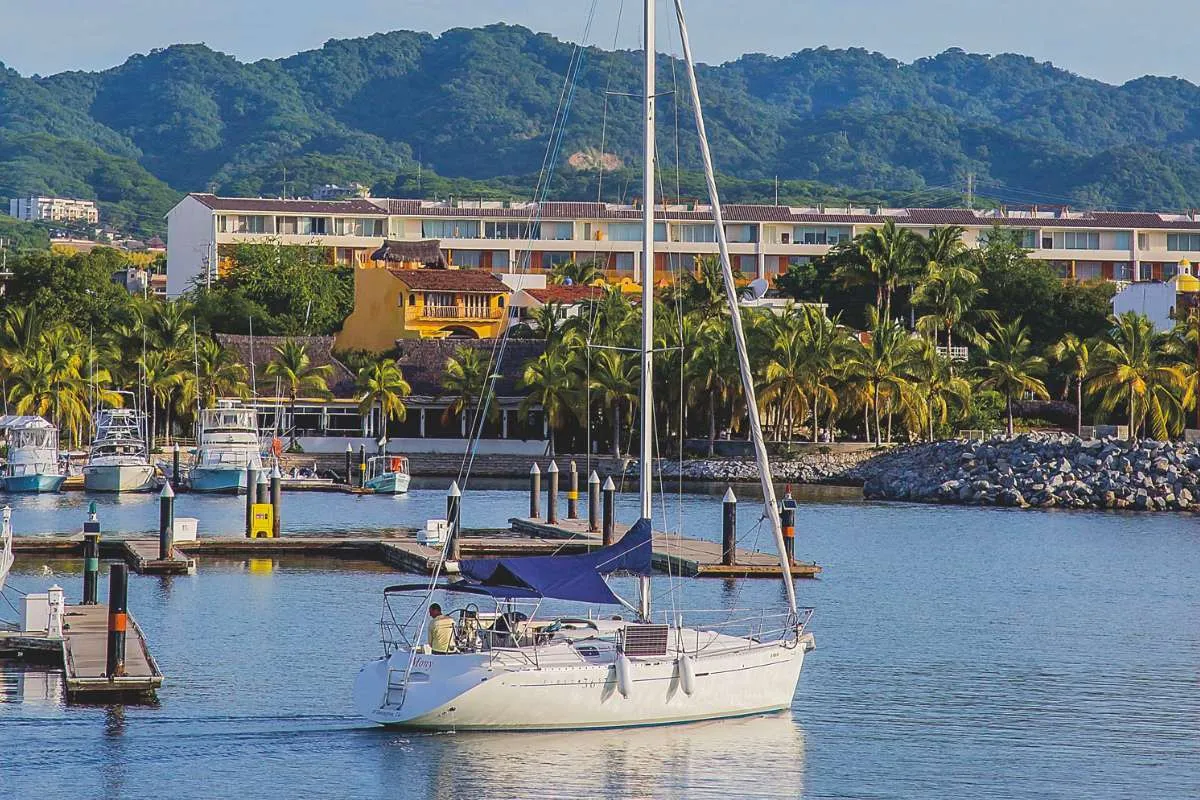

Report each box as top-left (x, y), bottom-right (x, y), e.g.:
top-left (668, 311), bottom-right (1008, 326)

top-left (427, 603), bottom-right (455, 654)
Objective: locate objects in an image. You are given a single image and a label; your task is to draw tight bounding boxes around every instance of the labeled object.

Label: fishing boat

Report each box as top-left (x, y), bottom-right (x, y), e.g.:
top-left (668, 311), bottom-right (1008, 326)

top-left (83, 404), bottom-right (156, 493)
top-left (364, 455), bottom-right (411, 494)
top-left (353, 0), bottom-right (813, 730)
top-left (0, 506), bottom-right (13, 595)
top-left (1, 417), bottom-right (66, 494)
top-left (189, 400), bottom-right (263, 494)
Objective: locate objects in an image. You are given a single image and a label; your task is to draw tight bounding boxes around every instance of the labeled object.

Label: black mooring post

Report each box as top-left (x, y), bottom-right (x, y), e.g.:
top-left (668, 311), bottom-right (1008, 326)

top-left (602, 476), bottom-right (616, 546)
top-left (256, 471), bottom-right (269, 505)
top-left (588, 471), bottom-right (601, 533)
top-left (105, 563), bottom-right (129, 679)
top-left (722, 487), bottom-right (737, 566)
top-left (780, 487), bottom-right (797, 564)
top-left (529, 462), bottom-right (541, 519)
top-left (344, 443), bottom-right (353, 486)
top-left (270, 466), bottom-right (282, 538)
top-left (359, 444), bottom-right (367, 489)
top-left (158, 483), bottom-right (175, 560)
top-left (172, 442), bottom-right (181, 489)
top-left (447, 481), bottom-right (462, 561)
top-left (567, 460), bottom-right (579, 520)
top-left (547, 460), bottom-right (559, 525)
top-left (83, 502), bottom-right (101, 605)
top-left (245, 465), bottom-right (258, 537)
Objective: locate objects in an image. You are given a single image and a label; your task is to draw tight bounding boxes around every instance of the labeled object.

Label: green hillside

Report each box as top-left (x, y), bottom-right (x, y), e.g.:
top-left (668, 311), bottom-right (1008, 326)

top-left (6, 24), bottom-right (1200, 232)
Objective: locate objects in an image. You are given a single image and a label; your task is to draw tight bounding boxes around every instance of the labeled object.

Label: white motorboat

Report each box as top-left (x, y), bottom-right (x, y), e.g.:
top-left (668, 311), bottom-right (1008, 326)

top-left (83, 405), bottom-right (156, 493)
top-left (364, 455), bottom-right (411, 494)
top-left (190, 401), bottom-right (263, 494)
top-left (0, 416), bottom-right (66, 493)
top-left (0, 506), bottom-right (13, 595)
top-left (354, 0), bottom-right (812, 730)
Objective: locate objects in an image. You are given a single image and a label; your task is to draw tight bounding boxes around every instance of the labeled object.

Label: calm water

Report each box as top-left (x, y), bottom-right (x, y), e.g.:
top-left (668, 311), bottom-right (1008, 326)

top-left (1, 487), bottom-right (1198, 799)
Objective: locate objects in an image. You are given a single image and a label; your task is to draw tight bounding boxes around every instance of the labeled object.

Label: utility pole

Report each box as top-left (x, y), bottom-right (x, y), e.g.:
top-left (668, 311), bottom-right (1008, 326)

top-left (965, 171), bottom-right (975, 209)
top-left (774, 175), bottom-right (780, 206)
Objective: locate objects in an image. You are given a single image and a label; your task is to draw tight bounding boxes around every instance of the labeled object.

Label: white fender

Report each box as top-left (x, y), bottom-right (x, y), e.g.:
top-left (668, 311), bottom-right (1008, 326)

top-left (615, 654), bottom-right (633, 698)
top-left (677, 653), bottom-right (696, 696)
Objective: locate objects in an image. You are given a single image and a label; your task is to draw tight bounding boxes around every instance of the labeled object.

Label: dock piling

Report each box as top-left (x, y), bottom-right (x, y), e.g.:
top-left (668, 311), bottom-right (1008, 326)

top-left (447, 481), bottom-right (462, 561)
top-left (547, 460), bottom-right (559, 524)
top-left (82, 503), bottom-right (101, 605)
top-left (256, 470), bottom-right (269, 505)
top-left (588, 471), bottom-right (600, 532)
top-left (270, 466), bottom-right (282, 538)
top-left (359, 444), bottom-right (367, 489)
top-left (529, 462), bottom-right (541, 519)
top-left (780, 486), bottom-right (796, 564)
top-left (105, 564), bottom-right (129, 678)
top-left (158, 483), bottom-right (175, 561)
top-left (602, 476), bottom-right (616, 546)
top-left (172, 443), bottom-right (181, 489)
top-left (245, 466), bottom-right (258, 537)
top-left (722, 487), bottom-right (737, 566)
top-left (345, 443), bottom-right (353, 486)
top-left (567, 461), bottom-right (579, 520)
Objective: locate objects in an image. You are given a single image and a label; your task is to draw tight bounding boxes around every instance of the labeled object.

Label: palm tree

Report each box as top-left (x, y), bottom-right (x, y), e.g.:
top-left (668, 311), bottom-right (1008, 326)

top-left (842, 308), bottom-right (921, 445)
top-left (977, 318), bottom-right (1050, 436)
top-left (441, 346), bottom-right (496, 430)
top-left (174, 338), bottom-right (250, 430)
top-left (912, 260), bottom-right (986, 353)
top-left (550, 259), bottom-right (604, 286)
top-left (1088, 312), bottom-right (1189, 440)
top-left (356, 359), bottom-right (411, 444)
top-left (834, 219), bottom-right (924, 320)
top-left (589, 347), bottom-right (639, 458)
top-left (521, 341), bottom-right (579, 457)
top-left (264, 340), bottom-right (334, 448)
top-left (1048, 333), bottom-right (1091, 436)
top-left (760, 312), bottom-right (810, 442)
top-left (687, 316), bottom-right (739, 454)
top-left (912, 340), bottom-right (972, 441)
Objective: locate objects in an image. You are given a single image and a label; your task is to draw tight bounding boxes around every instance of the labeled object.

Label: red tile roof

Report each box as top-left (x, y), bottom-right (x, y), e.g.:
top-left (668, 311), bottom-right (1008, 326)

top-left (191, 193), bottom-right (388, 215)
top-left (525, 285), bottom-right (604, 305)
top-left (387, 268), bottom-right (508, 292)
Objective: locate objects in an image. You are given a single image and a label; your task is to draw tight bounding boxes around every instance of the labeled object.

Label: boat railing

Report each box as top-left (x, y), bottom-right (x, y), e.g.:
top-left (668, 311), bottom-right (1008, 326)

top-left (653, 607), bottom-right (814, 655)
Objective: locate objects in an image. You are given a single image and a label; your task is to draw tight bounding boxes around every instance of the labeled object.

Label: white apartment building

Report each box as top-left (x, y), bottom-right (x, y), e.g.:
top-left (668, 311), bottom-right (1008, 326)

top-left (9, 196), bottom-right (100, 225)
top-left (165, 192), bottom-right (1200, 298)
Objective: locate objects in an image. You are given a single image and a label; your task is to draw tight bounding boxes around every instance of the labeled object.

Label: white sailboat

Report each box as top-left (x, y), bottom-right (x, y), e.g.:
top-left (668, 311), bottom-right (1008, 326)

top-left (83, 401), bottom-right (157, 493)
top-left (353, 0), bottom-right (813, 730)
top-left (0, 506), bottom-right (13, 595)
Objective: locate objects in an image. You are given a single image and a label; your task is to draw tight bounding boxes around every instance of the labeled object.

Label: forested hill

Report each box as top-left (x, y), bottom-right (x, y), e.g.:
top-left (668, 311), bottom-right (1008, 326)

top-left (6, 23), bottom-right (1200, 235)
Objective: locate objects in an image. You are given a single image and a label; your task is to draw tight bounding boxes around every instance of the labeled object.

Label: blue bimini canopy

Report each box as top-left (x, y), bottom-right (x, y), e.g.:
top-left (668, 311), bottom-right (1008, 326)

top-left (457, 518), bottom-right (654, 604)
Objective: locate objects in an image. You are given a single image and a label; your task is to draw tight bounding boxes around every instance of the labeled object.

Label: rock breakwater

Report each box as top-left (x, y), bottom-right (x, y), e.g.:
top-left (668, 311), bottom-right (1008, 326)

top-left (860, 433), bottom-right (1200, 511)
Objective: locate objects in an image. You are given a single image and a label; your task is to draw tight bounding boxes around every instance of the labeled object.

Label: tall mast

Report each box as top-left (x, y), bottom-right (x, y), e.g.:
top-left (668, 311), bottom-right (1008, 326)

top-left (672, 0), bottom-right (797, 613)
top-left (637, 0), bottom-right (656, 621)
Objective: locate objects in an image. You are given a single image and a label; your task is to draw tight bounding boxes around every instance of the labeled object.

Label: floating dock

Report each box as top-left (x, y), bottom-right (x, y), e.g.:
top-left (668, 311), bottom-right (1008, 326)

top-left (508, 518), bottom-right (822, 578)
top-left (0, 604), bottom-right (162, 700)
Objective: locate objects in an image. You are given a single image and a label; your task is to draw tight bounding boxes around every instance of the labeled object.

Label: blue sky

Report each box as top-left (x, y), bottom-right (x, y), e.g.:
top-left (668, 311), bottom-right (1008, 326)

top-left (1, 0), bottom-right (1190, 85)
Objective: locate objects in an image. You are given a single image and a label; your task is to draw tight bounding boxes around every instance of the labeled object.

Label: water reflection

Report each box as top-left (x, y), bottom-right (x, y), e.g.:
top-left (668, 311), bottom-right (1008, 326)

top-left (0, 664), bottom-right (64, 707)
top-left (386, 713), bottom-right (806, 800)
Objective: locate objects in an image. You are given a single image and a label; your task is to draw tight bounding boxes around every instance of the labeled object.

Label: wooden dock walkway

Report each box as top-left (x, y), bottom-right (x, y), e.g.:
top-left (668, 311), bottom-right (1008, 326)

top-left (509, 517), bottom-right (822, 578)
top-left (121, 539), bottom-right (196, 575)
top-left (0, 604), bottom-right (162, 700)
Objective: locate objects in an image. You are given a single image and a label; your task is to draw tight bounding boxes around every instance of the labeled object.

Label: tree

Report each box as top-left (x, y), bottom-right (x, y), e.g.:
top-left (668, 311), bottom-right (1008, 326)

top-left (1088, 312), bottom-right (1189, 440)
top-left (549, 259), bottom-right (604, 286)
top-left (175, 337), bottom-right (250, 417)
top-left (264, 340), bottom-right (334, 448)
top-left (842, 308), bottom-right (920, 444)
top-left (688, 316), bottom-right (739, 454)
top-left (977, 318), bottom-right (1050, 436)
top-left (912, 340), bottom-right (972, 441)
top-left (589, 347), bottom-right (639, 458)
top-left (834, 219), bottom-right (923, 320)
top-left (356, 359), bottom-right (411, 444)
top-left (1048, 333), bottom-right (1091, 436)
top-left (441, 346), bottom-right (495, 431)
top-left (912, 260), bottom-right (986, 353)
top-left (521, 341), bottom-right (579, 456)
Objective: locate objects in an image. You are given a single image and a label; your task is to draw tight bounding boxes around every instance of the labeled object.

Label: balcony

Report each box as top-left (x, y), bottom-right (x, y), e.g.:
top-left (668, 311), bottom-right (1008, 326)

top-left (407, 305), bottom-right (504, 321)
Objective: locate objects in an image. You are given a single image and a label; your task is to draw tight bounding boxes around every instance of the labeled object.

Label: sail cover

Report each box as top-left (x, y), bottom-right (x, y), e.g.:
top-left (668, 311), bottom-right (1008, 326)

top-left (457, 518), bottom-right (653, 604)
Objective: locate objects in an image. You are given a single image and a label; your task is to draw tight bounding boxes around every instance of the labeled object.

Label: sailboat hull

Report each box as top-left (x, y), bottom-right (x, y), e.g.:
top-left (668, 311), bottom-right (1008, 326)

top-left (83, 464), bottom-right (157, 493)
top-left (3, 474), bottom-right (66, 494)
top-left (190, 467), bottom-right (248, 494)
top-left (354, 638), bottom-right (807, 731)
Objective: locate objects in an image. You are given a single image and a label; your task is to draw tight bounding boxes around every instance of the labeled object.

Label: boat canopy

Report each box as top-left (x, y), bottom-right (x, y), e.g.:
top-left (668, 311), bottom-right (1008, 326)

top-left (455, 518), bottom-right (654, 604)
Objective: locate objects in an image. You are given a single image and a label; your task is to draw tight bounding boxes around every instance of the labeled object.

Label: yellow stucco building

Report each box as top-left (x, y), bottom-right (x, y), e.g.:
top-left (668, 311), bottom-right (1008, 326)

top-left (336, 261), bottom-right (510, 352)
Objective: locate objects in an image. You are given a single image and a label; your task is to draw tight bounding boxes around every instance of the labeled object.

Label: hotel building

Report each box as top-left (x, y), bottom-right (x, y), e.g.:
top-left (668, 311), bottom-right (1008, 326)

top-left (9, 196), bottom-right (100, 225)
top-left (165, 192), bottom-right (1200, 298)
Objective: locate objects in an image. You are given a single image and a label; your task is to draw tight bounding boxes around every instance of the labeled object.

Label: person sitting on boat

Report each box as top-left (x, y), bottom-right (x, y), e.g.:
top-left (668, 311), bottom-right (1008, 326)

top-left (427, 603), bottom-right (456, 654)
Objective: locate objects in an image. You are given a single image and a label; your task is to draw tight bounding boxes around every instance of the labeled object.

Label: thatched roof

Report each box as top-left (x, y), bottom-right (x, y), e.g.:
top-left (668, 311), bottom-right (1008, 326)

top-left (215, 334), bottom-right (357, 398)
top-left (395, 339), bottom-right (546, 398)
top-left (369, 239), bottom-right (446, 268)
